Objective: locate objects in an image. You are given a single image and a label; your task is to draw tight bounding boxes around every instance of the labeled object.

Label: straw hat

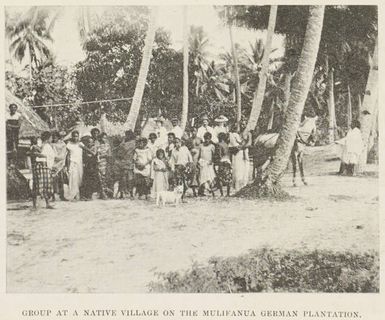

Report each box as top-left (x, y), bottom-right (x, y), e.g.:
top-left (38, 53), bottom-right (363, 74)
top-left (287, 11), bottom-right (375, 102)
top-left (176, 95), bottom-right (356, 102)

top-left (201, 114), bottom-right (209, 121)
top-left (215, 115), bottom-right (229, 123)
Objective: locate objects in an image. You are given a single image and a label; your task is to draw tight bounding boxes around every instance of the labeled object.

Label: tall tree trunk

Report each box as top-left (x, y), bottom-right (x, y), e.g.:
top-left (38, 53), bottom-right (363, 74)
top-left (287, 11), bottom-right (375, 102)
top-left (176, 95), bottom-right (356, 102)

top-left (358, 38), bottom-right (378, 169)
top-left (124, 7), bottom-right (158, 131)
top-left (228, 18), bottom-right (242, 130)
top-left (282, 72), bottom-right (292, 116)
top-left (244, 5), bottom-right (277, 134)
top-left (347, 84), bottom-right (352, 129)
top-left (181, 6), bottom-right (189, 132)
top-left (267, 98), bottom-right (275, 130)
top-left (263, 6), bottom-right (324, 188)
top-left (326, 56), bottom-right (336, 143)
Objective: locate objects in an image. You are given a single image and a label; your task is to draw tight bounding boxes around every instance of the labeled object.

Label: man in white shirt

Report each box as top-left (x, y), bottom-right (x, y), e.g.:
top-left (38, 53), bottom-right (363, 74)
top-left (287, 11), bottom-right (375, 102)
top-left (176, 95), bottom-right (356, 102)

top-left (155, 117), bottom-right (168, 149)
top-left (170, 118), bottom-right (184, 140)
top-left (170, 137), bottom-right (193, 192)
top-left (197, 115), bottom-right (217, 143)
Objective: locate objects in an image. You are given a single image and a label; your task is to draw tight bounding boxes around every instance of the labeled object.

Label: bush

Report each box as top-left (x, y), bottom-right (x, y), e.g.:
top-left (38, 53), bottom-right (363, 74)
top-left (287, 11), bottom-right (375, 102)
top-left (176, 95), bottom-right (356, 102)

top-left (149, 248), bottom-right (379, 293)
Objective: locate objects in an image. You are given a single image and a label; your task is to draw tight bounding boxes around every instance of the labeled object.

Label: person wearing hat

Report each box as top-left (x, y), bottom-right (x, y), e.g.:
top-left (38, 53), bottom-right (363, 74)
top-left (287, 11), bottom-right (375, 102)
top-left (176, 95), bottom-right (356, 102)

top-left (170, 117), bottom-right (183, 140)
top-left (155, 117), bottom-right (168, 149)
top-left (213, 115), bottom-right (229, 141)
top-left (197, 114), bottom-right (217, 143)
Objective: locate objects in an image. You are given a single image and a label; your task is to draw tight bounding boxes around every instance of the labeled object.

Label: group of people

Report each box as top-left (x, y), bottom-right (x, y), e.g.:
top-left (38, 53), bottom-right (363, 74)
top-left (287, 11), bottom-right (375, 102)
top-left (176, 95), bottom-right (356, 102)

top-left (26, 114), bottom-right (253, 209)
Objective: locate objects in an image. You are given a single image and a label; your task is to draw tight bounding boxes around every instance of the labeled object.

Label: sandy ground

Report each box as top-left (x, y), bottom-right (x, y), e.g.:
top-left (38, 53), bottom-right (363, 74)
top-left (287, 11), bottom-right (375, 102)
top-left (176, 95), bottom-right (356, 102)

top-left (7, 145), bottom-right (379, 293)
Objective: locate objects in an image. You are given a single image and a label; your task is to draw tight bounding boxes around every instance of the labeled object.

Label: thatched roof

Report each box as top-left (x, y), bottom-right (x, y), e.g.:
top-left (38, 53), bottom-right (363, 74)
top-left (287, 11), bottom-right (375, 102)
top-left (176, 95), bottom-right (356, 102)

top-left (5, 89), bottom-right (50, 139)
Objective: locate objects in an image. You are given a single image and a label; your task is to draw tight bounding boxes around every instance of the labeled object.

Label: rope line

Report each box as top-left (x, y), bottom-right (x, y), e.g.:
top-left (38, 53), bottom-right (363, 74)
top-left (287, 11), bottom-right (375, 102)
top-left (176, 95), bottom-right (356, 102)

top-left (31, 97), bottom-right (133, 109)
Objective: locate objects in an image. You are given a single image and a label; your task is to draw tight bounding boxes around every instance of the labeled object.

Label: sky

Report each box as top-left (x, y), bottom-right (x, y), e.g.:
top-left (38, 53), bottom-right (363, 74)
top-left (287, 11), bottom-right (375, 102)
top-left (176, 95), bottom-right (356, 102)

top-left (6, 6), bottom-right (285, 70)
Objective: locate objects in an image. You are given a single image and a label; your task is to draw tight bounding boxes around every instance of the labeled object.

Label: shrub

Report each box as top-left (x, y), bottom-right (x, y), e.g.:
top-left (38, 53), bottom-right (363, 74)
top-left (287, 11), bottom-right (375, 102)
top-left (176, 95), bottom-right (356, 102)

top-left (149, 248), bottom-right (379, 293)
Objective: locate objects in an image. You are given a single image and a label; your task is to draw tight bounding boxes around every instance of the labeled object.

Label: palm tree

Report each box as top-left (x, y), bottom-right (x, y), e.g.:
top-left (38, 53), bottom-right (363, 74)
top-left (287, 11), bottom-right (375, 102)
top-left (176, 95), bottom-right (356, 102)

top-left (124, 6), bottom-right (158, 131)
top-left (189, 26), bottom-right (210, 97)
top-left (6, 7), bottom-right (55, 81)
top-left (181, 6), bottom-right (189, 132)
top-left (244, 5), bottom-right (278, 134)
top-left (358, 37), bottom-right (378, 169)
top-left (262, 6), bottom-right (325, 193)
top-left (227, 7), bottom-right (242, 129)
top-left (199, 61), bottom-right (230, 101)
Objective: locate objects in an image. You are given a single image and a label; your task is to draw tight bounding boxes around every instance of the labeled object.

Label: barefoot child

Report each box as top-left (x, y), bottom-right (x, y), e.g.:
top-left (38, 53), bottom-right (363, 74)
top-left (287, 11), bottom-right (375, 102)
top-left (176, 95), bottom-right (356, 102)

top-left (217, 132), bottom-right (232, 196)
top-left (198, 132), bottom-right (216, 196)
top-left (151, 149), bottom-right (169, 197)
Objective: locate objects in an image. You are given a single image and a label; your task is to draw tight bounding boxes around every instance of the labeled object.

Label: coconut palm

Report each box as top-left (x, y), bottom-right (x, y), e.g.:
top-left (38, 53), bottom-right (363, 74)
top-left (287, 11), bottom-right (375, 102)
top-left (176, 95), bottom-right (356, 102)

top-left (244, 5), bottom-right (278, 134)
top-left (198, 61), bottom-right (230, 101)
top-left (181, 6), bottom-right (189, 132)
top-left (6, 7), bottom-right (56, 80)
top-left (124, 6), bottom-right (158, 131)
top-left (263, 6), bottom-right (325, 191)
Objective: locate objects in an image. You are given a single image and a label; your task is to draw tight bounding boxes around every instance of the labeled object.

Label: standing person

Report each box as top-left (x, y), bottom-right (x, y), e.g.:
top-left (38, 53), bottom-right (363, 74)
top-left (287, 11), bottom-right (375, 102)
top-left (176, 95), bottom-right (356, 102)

top-left (66, 131), bottom-right (95, 201)
top-left (170, 137), bottom-right (193, 190)
top-left (197, 115), bottom-right (217, 143)
top-left (81, 136), bottom-right (99, 200)
top-left (51, 131), bottom-right (68, 201)
top-left (336, 120), bottom-right (364, 176)
top-left (148, 132), bottom-right (159, 159)
top-left (97, 132), bottom-right (112, 199)
top-left (27, 137), bottom-right (41, 209)
top-left (116, 130), bottom-right (136, 199)
top-left (170, 118), bottom-right (183, 139)
top-left (150, 149), bottom-right (169, 196)
top-left (213, 115), bottom-right (229, 141)
top-left (90, 128), bottom-right (101, 148)
top-left (6, 103), bottom-right (22, 162)
top-left (217, 132), bottom-right (232, 197)
top-left (133, 137), bottom-right (153, 199)
top-left (165, 132), bottom-right (176, 159)
top-left (229, 123), bottom-right (251, 191)
top-left (155, 117), bottom-right (168, 149)
top-left (198, 132), bottom-right (216, 196)
top-left (187, 127), bottom-right (202, 196)
top-left (30, 131), bottom-right (56, 209)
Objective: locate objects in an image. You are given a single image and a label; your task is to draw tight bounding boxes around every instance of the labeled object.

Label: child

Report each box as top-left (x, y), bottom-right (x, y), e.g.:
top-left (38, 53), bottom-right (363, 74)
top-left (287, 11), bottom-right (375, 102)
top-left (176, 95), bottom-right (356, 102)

top-left (217, 132), bottom-right (232, 196)
top-left (198, 132), bottom-right (216, 196)
top-left (27, 137), bottom-right (41, 209)
top-left (133, 137), bottom-right (153, 199)
top-left (151, 149), bottom-right (169, 196)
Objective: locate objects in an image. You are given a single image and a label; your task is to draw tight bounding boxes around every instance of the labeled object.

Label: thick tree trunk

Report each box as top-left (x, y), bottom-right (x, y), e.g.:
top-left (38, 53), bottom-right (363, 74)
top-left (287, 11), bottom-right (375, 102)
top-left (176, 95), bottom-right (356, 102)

top-left (327, 67), bottom-right (336, 142)
top-left (358, 38), bottom-right (378, 169)
top-left (244, 5), bottom-right (277, 134)
top-left (124, 7), bottom-right (158, 131)
top-left (181, 6), bottom-right (189, 132)
top-left (229, 22), bottom-right (242, 130)
top-left (347, 84), bottom-right (352, 129)
top-left (264, 6), bottom-right (324, 186)
top-left (282, 72), bottom-right (292, 116)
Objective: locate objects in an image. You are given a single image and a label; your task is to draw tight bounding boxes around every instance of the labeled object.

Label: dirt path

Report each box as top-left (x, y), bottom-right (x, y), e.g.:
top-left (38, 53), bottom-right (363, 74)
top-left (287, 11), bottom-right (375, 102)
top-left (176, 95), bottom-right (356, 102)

top-left (7, 146), bottom-right (379, 293)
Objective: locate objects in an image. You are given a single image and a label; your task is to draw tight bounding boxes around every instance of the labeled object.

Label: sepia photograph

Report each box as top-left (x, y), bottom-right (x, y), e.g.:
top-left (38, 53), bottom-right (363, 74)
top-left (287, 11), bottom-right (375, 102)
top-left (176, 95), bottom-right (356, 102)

top-left (4, 4), bottom-right (379, 294)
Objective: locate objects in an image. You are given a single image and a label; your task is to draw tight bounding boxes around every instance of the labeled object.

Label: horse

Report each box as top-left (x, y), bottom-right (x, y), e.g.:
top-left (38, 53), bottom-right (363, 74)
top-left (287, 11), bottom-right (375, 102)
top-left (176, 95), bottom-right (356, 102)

top-left (250, 116), bottom-right (317, 186)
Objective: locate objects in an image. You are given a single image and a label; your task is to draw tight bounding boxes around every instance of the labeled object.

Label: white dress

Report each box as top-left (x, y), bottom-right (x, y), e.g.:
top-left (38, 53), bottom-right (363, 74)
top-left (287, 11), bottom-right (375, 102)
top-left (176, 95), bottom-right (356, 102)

top-left (66, 141), bottom-right (84, 200)
top-left (230, 132), bottom-right (250, 191)
top-left (338, 128), bottom-right (364, 165)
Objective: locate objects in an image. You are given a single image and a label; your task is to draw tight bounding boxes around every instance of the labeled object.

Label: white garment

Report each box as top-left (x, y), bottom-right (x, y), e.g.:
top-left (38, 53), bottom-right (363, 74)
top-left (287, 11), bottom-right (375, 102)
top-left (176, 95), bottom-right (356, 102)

top-left (6, 112), bottom-right (22, 121)
top-left (213, 125), bottom-right (228, 140)
top-left (39, 143), bottom-right (56, 169)
top-left (197, 125), bottom-right (217, 143)
top-left (338, 128), bottom-right (364, 165)
top-left (66, 142), bottom-right (84, 164)
top-left (155, 126), bottom-right (168, 148)
top-left (68, 161), bottom-right (83, 200)
top-left (230, 132), bottom-right (249, 190)
top-left (170, 146), bottom-right (192, 170)
top-left (170, 126), bottom-right (183, 139)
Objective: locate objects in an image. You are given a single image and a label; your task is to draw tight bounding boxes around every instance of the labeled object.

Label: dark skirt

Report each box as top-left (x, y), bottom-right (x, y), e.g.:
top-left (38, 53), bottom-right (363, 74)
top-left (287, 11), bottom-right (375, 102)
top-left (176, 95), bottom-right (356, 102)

top-left (32, 162), bottom-right (53, 198)
top-left (52, 169), bottom-right (68, 194)
top-left (135, 174), bottom-right (151, 196)
top-left (119, 169), bottom-right (135, 193)
top-left (218, 161), bottom-right (232, 185)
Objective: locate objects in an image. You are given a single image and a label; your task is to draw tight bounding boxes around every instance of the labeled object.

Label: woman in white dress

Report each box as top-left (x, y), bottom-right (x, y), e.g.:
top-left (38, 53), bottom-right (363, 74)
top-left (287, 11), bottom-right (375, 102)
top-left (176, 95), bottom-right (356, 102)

top-left (66, 130), bottom-right (95, 200)
top-left (229, 124), bottom-right (252, 191)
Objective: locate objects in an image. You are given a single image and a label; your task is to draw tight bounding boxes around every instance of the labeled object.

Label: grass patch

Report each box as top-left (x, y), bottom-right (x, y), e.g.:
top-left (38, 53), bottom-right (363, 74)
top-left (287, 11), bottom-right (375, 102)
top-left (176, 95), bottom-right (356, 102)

top-left (149, 248), bottom-right (379, 293)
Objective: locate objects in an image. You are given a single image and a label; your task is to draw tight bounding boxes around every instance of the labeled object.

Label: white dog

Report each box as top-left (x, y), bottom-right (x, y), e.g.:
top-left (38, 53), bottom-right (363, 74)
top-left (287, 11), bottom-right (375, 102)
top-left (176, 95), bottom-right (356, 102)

top-left (156, 185), bottom-right (184, 206)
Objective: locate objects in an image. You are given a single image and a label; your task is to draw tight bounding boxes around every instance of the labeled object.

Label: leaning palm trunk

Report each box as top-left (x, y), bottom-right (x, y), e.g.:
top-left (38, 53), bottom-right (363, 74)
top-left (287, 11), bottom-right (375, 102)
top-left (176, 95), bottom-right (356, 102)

top-left (281, 72), bottom-right (292, 116)
top-left (358, 38), bottom-right (378, 170)
top-left (124, 7), bottom-right (158, 131)
top-left (262, 6), bottom-right (324, 192)
top-left (229, 23), bottom-right (242, 129)
top-left (181, 6), bottom-right (189, 132)
top-left (244, 5), bottom-right (277, 134)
